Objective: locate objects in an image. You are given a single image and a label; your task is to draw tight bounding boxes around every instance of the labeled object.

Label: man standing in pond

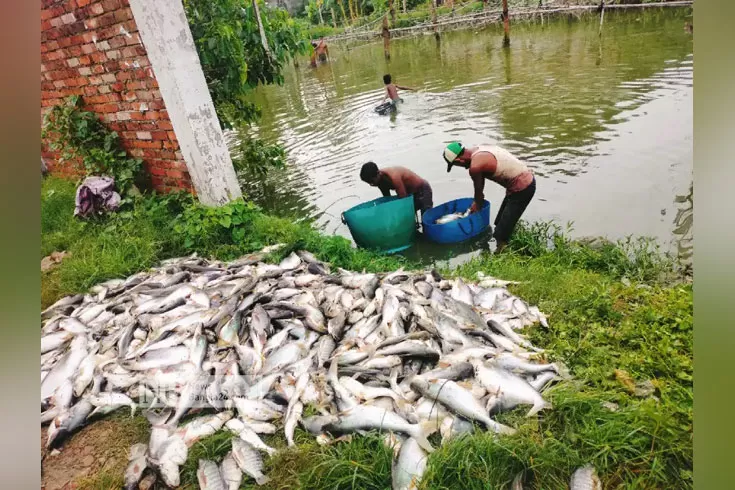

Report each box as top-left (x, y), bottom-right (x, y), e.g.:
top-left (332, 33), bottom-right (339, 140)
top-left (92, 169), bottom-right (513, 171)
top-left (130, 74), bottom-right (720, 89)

top-left (310, 37), bottom-right (330, 67)
top-left (360, 162), bottom-right (433, 219)
top-left (442, 142), bottom-right (536, 253)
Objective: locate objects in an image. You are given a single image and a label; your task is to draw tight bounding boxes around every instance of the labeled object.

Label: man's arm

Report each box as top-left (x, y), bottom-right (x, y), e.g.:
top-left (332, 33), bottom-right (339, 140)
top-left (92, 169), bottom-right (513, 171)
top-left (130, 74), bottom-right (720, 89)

top-left (378, 180), bottom-right (392, 197)
top-left (392, 176), bottom-right (408, 198)
top-left (469, 167), bottom-right (485, 212)
top-left (396, 84), bottom-right (415, 91)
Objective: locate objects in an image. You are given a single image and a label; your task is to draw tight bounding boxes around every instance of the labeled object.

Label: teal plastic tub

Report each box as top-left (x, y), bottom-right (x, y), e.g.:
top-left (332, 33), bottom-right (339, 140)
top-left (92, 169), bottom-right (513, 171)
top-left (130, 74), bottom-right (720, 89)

top-left (342, 196), bottom-right (416, 254)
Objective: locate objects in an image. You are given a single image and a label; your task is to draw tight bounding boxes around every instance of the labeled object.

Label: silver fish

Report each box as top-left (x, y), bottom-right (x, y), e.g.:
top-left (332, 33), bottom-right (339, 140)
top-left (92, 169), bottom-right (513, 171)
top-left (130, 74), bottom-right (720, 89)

top-left (124, 443), bottom-right (148, 490)
top-left (198, 459), bottom-right (226, 490)
top-left (231, 437), bottom-right (271, 485)
top-left (570, 465), bottom-right (603, 490)
top-left (220, 451), bottom-right (243, 490)
top-left (471, 360), bottom-right (551, 417)
top-left (392, 437), bottom-right (428, 490)
top-left (409, 377), bottom-right (516, 435)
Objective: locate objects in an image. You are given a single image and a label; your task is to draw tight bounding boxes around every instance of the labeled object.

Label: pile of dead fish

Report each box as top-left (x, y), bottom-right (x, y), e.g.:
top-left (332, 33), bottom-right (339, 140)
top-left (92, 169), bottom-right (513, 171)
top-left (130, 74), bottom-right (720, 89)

top-left (41, 244), bottom-right (582, 490)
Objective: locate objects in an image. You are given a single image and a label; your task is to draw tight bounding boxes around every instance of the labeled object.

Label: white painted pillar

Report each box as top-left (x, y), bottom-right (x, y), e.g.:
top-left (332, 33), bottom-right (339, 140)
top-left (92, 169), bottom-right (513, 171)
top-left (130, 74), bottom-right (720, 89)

top-left (128, 0), bottom-right (242, 206)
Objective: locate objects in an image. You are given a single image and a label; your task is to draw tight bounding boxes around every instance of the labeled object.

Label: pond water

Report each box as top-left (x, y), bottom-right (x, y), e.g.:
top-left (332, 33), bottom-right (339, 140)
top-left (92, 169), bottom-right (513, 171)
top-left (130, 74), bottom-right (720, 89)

top-left (233, 7), bottom-right (693, 267)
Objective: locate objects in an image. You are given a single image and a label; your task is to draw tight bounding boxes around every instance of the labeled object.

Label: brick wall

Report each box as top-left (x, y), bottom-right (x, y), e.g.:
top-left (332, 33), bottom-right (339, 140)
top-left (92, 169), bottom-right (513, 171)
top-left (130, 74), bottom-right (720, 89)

top-left (40, 0), bottom-right (194, 193)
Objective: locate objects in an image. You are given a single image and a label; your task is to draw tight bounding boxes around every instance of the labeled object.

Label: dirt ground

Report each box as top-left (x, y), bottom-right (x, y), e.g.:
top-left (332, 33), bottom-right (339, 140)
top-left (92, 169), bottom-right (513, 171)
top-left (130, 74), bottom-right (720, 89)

top-left (41, 414), bottom-right (149, 490)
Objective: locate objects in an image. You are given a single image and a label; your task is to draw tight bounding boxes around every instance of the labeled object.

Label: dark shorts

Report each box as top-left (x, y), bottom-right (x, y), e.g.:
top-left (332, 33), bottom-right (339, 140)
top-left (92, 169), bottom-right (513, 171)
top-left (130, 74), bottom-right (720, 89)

top-left (318, 53), bottom-right (327, 62)
top-left (413, 182), bottom-right (434, 212)
top-left (493, 177), bottom-right (536, 242)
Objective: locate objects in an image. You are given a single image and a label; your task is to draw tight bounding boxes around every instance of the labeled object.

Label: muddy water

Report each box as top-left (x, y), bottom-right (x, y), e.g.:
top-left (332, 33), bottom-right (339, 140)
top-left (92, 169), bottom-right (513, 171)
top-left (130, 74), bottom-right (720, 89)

top-left (234, 8), bottom-right (693, 266)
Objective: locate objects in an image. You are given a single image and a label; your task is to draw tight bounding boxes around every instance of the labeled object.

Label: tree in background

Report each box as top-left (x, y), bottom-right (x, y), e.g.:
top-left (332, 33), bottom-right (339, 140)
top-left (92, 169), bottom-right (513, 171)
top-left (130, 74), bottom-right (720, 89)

top-left (184, 0), bottom-right (309, 129)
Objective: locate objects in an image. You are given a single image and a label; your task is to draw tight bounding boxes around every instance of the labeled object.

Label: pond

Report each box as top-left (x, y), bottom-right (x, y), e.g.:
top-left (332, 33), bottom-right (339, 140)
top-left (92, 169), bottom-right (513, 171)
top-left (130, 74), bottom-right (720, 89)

top-left (233, 7), bottom-right (693, 267)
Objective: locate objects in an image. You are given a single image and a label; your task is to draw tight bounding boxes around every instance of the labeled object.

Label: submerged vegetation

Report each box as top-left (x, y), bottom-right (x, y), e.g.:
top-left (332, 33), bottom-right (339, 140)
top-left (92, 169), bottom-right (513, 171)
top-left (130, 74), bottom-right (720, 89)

top-left (41, 175), bottom-right (692, 489)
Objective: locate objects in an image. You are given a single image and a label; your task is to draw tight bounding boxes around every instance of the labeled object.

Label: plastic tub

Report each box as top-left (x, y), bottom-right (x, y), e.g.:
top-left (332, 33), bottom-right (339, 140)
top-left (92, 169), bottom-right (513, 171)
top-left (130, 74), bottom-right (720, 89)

top-left (421, 198), bottom-right (491, 244)
top-left (342, 196), bottom-right (417, 254)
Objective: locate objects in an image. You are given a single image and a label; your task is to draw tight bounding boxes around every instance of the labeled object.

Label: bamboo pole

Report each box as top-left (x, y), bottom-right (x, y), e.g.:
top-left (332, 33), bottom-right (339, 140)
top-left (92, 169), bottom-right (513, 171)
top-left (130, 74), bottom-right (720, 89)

top-left (338, 0), bottom-right (347, 25)
top-left (389, 0), bottom-right (396, 25)
top-left (402, 0), bottom-right (407, 15)
top-left (382, 14), bottom-right (391, 59)
top-left (252, 0), bottom-right (273, 61)
top-left (598, 1), bottom-right (605, 37)
top-left (331, 6), bottom-right (337, 28)
top-left (502, 0), bottom-right (510, 47)
top-left (430, 0), bottom-right (438, 38)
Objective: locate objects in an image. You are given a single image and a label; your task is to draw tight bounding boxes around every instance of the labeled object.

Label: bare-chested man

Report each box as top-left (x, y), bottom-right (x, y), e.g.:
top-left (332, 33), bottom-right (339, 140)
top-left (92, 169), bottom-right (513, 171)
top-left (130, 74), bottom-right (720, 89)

top-left (359, 162), bottom-right (433, 216)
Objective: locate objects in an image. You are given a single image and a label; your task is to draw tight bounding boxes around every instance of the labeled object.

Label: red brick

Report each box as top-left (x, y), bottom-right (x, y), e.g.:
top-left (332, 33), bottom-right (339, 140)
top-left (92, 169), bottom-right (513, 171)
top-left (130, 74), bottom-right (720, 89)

top-left (109, 36), bottom-right (127, 49)
top-left (135, 90), bottom-right (152, 100)
top-left (124, 33), bottom-right (141, 46)
top-left (158, 121), bottom-right (173, 131)
top-left (101, 73), bottom-right (116, 83)
top-left (59, 37), bottom-right (73, 48)
top-left (97, 85), bottom-right (110, 94)
top-left (41, 20), bottom-right (53, 31)
top-left (76, 77), bottom-right (89, 86)
top-left (103, 62), bottom-right (119, 73)
top-left (41, 9), bottom-right (54, 21)
top-left (78, 67), bottom-right (92, 76)
top-left (88, 76), bottom-right (103, 85)
top-left (133, 140), bottom-right (161, 149)
top-left (121, 91), bottom-right (136, 101)
top-left (116, 70), bottom-right (133, 81)
top-left (67, 45), bottom-right (81, 57)
top-left (70, 34), bottom-right (86, 45)
top-left (162, 141), bottom-right (179, 150)
top-left (50, 17), bottom-right (63, 28)
top-left (92, 65), bottom-right (105, 74)
top-left (114, 8), bottom-right (132, 23)
top-left (98, 103), bottom-right (118, 113)
top-left (78, 0), bottom-right (93, 6)
top-left (106, 50), bottom-right (121, 60)
top-left (90, 52), bottom-right (107, 63)
top-left (148, 167), bottom-right (167, 177)
top-left (102, 0), bottom-right (121, 11)
top-left (97, 13), bottom-right (116, 28)
top-left (150, 131), bottom-right (167, 141)
top-left (83, 86), bottom-right (97, 96)
top-left (81, 43), bottom-right (95, 55)
top-left (110, 82), bottom-right (124, 92)
top-left (148, 101), bottom-right (165, 111)
top-left (89, 3), bottom-right (104, 15)
top-left (47, 40), bottom-right (59, 50)
top-left (83, 17), bottom-right (98, 29)
top-left (79, 56), bottom-right (91, 65)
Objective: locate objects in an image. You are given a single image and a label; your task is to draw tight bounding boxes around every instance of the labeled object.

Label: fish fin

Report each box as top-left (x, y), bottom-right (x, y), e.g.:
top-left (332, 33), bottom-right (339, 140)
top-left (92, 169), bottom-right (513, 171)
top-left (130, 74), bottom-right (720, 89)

top-left (255, 475), bottom-right (271, 485)
top-left (526, 400), bottom-right (552, 417)
top-left (411, 422), bottom-right (436, 453)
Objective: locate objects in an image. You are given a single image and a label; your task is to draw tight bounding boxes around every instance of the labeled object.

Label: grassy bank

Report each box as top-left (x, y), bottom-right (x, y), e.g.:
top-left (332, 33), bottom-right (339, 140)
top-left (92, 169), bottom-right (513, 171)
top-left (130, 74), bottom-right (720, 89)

top-left (40, 176), bottom-right (692, 489)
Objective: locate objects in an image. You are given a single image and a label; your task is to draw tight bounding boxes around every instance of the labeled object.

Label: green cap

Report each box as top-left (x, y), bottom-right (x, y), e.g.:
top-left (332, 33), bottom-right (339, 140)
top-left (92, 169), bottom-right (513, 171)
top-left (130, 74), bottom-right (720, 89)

top-left (443, 142), bottom-right (464, 172)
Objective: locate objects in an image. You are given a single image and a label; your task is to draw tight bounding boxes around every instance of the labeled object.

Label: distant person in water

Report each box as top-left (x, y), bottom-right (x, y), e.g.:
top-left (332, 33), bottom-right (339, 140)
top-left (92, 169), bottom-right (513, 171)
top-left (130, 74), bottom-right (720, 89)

top-left (360, 162), bottom-right (433, 217)
top-left (381, 74), bottom-right (415, 108)
top-left (310, 37), bottom-right (329, 66)
top-left (443, 142), bottom-right (536, 253)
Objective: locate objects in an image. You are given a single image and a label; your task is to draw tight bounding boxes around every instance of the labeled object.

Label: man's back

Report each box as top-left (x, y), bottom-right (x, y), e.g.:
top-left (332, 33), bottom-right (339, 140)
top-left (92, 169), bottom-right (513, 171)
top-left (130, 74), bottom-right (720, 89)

top-left (381, 166), bottom-right (426, 195)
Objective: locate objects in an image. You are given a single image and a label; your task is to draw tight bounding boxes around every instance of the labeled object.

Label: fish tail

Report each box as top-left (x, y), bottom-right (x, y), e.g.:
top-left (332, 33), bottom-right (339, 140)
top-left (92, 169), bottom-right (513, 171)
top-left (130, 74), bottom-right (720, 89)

top-left (527, 400), bottom-right (552, 417)
top-left (411, 423), bottom-right (435, 453)
top-left (256, 474), bottom-right (271, 485)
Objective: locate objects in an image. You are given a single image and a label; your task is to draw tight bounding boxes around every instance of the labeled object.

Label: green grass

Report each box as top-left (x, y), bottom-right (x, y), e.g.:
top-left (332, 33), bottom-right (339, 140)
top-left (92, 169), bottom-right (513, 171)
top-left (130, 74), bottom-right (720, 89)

top-left (40, 175), bottom-right (692, 488)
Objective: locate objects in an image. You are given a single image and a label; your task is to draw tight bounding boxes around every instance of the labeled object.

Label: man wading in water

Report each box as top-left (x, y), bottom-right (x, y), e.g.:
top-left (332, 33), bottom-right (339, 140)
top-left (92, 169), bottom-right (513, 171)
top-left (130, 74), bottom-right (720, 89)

top-left (360, 162), bottom-right (433, 221)
top-left (442, 142), bottom-right (536, 253)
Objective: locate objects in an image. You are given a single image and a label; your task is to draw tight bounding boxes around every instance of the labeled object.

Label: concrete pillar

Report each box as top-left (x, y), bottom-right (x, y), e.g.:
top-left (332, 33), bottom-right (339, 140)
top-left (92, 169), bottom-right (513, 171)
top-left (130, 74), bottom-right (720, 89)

top-left (128, 0), bottom-right (242, 206)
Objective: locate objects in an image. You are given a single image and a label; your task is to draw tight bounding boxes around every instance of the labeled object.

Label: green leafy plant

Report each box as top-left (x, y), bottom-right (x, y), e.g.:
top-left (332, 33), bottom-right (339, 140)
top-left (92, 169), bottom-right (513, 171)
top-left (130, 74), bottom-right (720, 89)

top-left (231, 136), bottom-right (287, 178)
top-left (184, 0), bottom-right (309, 129)
top-left (173, 198), bottom-right (261, 251)
top-left (41, 96), bottom-right (143, 197)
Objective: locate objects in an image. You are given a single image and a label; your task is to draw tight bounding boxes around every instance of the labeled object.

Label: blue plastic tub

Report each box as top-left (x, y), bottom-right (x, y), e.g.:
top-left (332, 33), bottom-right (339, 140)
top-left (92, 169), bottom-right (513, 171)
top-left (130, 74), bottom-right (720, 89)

top-left (421, 198), bottom-right (491, 244)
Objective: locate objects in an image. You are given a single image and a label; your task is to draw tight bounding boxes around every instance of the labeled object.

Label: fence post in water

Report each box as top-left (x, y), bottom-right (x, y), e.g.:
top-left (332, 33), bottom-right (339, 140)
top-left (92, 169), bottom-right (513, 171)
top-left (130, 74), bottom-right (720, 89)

top-left (502, 0), bottom-right (510, 47)
top-left (382, 15), bottom-right (391, 60)
top-left (431, 0), bottom-right (439, 40)
top-left (598, 1), bottom-right (605, 37)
